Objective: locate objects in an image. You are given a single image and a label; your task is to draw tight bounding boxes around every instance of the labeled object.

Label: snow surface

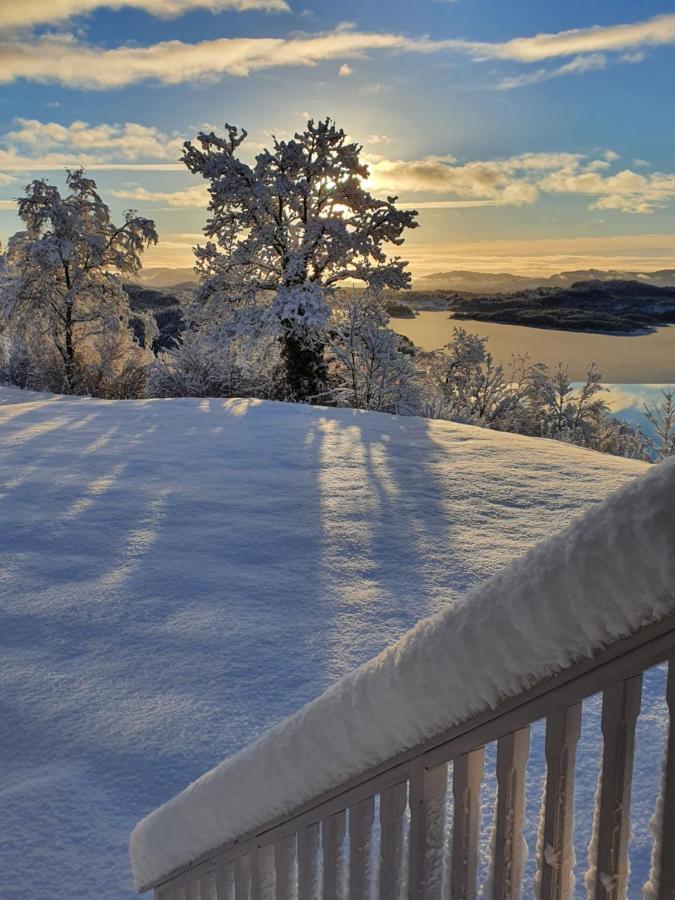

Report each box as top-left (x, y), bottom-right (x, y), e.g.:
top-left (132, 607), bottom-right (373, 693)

top-left (130, 451), bottom-right (675, 890)
top-left (0, 387), bottom-right (652, 899)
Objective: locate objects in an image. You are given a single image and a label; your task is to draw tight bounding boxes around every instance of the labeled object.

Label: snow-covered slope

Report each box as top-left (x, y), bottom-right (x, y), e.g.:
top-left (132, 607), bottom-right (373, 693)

top-left (0, 388), bottom-right (648, 899)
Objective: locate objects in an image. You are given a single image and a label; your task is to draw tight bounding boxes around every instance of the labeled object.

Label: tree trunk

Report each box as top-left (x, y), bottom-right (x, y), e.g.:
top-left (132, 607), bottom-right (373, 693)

top-left (280, 326), bottom-right (326, 403)
top-left (63, 300), bottom-right (76, 393)
top-left (278, 266), bottom-right (326, 403)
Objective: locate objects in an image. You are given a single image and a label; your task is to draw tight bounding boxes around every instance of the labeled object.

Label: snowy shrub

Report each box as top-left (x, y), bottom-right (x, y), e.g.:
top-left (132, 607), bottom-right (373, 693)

top-left (0, 324), bottom-right (69, 392)
top-left (77, 326), bottom-right (151, 400)
top-left (328, 292), bottom-right (424, 414)
top-left (521, 362), bottom-right (609, 441)
top-left (0, 331), bottom-right (43, 390)
top-left (644, 388), bottom-right (675, 459)
top-left (147, 326), bottom-right (281, 400)
top-left (588, 416), bottom-right (649, 459)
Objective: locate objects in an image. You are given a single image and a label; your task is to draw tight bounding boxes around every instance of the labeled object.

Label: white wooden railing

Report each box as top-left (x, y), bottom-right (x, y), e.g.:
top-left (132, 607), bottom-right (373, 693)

top-left (141, 612), bottom-right (675, 900)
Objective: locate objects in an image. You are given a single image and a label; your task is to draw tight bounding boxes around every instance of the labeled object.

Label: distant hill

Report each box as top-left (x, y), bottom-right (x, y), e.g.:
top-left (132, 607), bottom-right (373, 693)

top-left (414, 268), bottom-right (675, 293)
top-left (448, 279), bottom-right (675, 334)
top-left (137, 267), bottom-right (198, 289)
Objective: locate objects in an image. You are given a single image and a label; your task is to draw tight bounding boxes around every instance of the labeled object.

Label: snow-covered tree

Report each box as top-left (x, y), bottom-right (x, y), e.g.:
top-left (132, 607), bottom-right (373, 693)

top-left (4, 169), bottom-right (157, 392)
top-left (644, 388), bottom-right (675, 459)
top-left (182, 118), bottom-right (418, 400)
top-left (328, 291), bottom-right (422, 414)
top-left (430, 327), bottom-right (517, 425)
top-left (523, 362), bottom-right (609, 442)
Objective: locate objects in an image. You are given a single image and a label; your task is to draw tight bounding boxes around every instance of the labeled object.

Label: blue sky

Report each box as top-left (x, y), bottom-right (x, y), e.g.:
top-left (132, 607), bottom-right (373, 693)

top-left (1, 0), bottom-right (674, 275)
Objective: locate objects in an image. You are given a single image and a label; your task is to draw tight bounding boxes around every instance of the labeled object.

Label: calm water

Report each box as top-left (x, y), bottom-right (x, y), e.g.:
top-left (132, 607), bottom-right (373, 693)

top-left (391, 311), bottom-right (675, 430)
top-left (392, 311), bottom-right (675, 383)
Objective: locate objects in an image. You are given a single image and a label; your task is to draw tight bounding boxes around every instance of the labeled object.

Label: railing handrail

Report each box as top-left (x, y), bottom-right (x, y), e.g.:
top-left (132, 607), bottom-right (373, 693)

top-left (143, 610), bottom-right (675, 895)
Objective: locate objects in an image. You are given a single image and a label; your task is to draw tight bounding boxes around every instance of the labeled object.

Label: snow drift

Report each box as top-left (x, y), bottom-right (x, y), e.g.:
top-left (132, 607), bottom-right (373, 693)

top-left (130, 458), bottom-right (675, 890)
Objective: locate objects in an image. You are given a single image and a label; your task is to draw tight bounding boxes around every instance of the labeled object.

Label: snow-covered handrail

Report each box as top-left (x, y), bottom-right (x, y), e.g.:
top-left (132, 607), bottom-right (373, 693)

top-left (130, 460), bottom-right (675, 897)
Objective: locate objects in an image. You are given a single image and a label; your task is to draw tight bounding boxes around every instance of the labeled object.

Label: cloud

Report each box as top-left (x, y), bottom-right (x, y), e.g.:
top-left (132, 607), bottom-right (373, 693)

top-left (496, 53), bottom-right (607, 90)
top-left (453, 13), bottom-right (675, 63)
top-left (367, 150), bottom-right (675, 215)
top-left (2, 117), bottom-right (674, 219)
top-left (97, 146), bottom-right (675, 216)
top-left (1, 14), bottom-right (673, 89)
top-left (366, 134), bottom-right (396, 146)
top-left (621, 50), bottom-right (646, 63)
top-left (398, 199), bottom-right (517, 209)
top-left (0, 0), bottom-right (287, 30)
top-left (436, 13), bottom-right (675, 88)
top-left (0, 30), bottom-right (419, 88)
top-left (7, 118), bottom-right (184, 159)
top-left (539, 166), bottom-right (675, 214)
top-left (0, 118), bottom-right (185, 172)
top-left (358, 82), bottom-right (389, 95)
top-left (366, 152), bottom-right (582, 206)
top-left (338, 63), bottom-right (353, 76)
top-left (111, 183), bottom-right (208, 207)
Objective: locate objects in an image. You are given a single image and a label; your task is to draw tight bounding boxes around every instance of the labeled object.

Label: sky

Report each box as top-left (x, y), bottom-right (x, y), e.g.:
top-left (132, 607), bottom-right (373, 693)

top-left (0, 0), bottom-right (674, 277)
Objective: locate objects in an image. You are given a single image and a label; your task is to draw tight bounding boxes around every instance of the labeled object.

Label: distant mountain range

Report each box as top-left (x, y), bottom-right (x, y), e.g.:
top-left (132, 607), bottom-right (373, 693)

top-left (137, 267), bottom-right (198, 289)
top-left (414, 269), bottom-right (675, 293)
top-left (136, 266), bottom-right (675, 295)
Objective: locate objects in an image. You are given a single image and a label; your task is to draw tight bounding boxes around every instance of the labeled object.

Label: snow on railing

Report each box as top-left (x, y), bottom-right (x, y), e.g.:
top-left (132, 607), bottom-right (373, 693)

top-left (130, 460), bottom-right (675, 899)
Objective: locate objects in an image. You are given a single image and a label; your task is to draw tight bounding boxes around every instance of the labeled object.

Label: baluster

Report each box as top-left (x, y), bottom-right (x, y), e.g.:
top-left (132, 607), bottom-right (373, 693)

top-left (379, 781), bottom-right (407, 900)
top-left (200, 873), bottom-right (217, 900)
top-left (254, 845), bottom-right (276, 900)
top-left (593, 675), bottom-right (642, 899)
top-left (540, 704), bottom-right (582, 899)
top-left (450, 748), bottom-right (484, 900)
top-left (234, 855), bottom-right (251, 900)
top-left (215, 862), bottom-right (233, 900)
top-left (156, 888), bottom-right (174, 900)
top-left (251, 847), bottom-right (262, 900)
top-left (657, 658), bottom-right (675, 899)
top-left (298, 822), bottom-right (320, 900)
top-left (349, 795), bottom-right (375, 900)
top-left (493, 727), bottom-right (530, 900)
top-left (409, 761), bottom-right (448, 900)
top-left (322, 810), bottom-right (346, 900)
top-left (275, 835), bottom-right (295, 900)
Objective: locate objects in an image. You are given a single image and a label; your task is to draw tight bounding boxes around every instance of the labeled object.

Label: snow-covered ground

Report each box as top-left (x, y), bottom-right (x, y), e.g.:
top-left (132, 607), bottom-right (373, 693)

top-left (0, 388), bottom-right (651, 898)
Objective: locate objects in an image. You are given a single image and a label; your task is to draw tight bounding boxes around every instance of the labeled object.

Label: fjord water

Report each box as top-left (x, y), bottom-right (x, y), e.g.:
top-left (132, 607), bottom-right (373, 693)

top-left (391, 311), bottom-right (675, 383)
top-left (392, 311), bottom-right (675, 428)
